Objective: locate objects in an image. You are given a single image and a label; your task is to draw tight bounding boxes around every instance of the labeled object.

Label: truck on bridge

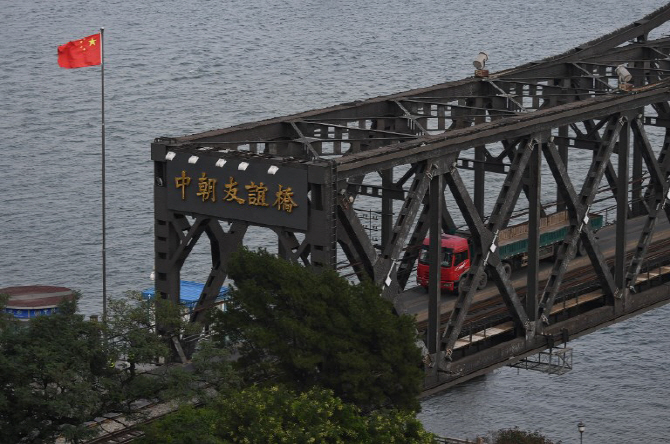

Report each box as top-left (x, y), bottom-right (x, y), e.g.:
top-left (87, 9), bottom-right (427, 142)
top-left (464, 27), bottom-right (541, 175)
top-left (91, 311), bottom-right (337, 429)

top-left (416, 211), bottom-right (604, 293)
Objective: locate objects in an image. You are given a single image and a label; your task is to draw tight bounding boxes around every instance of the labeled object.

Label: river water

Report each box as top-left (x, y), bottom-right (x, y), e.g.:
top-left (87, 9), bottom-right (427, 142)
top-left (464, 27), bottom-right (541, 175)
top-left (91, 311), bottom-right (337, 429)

top-left (2, 0), bottom-right (670, 442)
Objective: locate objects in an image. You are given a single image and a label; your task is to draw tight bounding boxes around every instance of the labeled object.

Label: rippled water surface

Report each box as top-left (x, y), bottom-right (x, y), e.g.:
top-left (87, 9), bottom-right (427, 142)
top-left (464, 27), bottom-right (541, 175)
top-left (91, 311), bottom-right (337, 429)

top-left (2, 0), bottom-right (670, 441)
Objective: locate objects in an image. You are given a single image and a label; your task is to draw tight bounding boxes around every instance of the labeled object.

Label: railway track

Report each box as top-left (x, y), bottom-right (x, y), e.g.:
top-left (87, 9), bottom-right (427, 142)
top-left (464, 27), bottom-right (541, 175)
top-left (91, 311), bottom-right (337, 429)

top-left (75, 400), bottom-right (190, 444)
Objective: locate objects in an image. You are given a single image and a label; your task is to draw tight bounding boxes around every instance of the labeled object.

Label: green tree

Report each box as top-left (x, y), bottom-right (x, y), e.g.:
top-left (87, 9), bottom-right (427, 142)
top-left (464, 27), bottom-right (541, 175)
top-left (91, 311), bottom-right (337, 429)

top-left (0, 296), bottom-right (112, 442)
top-left (108, 292), bottom-right (239, 401)
top-left (0, 292), bottom-right (221, 443)
top-left (0, 293), bottom-right (15, 330)
top-left (488, 427), bottom-right (561, 444)
top-left (212, 248), bottom-right (424, 412)
top-left (139, 385), bottom-right (435, 444)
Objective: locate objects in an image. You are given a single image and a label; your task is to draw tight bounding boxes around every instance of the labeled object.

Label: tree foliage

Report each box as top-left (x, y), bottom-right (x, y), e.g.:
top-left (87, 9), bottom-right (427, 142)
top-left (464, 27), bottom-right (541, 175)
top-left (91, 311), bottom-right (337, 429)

top-left (0, 296), bottom-right (112, 442)
top-left (212, 248), bottom-right (424, 412)
top-left (0, 292), bottom-right (217, 443)
top-left (139, 385), bottom-right (435, 444)
top-left (0, 293), bottom-right (15, 330)
top-left (488, 427), bottom-right (561, 444)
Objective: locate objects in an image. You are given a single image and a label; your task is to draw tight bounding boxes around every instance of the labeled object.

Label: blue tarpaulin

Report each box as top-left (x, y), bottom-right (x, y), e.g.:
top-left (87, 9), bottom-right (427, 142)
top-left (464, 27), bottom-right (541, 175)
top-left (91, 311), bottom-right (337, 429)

top-left (141, 280), bottom-right (229, 311)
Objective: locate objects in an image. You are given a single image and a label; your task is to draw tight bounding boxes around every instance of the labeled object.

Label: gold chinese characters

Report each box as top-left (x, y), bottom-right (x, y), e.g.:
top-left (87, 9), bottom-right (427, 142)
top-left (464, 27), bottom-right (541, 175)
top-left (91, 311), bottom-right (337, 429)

top-left (175, 172), bottom-right (298, 214)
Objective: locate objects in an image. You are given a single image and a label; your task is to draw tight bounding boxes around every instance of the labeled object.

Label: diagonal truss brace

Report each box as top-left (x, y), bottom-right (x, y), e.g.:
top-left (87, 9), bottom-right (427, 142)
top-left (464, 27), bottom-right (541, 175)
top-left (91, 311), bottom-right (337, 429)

top-left (625, 117), bottom-right (670, 289)
top-left (396, 190), bottom-right (455, 290)
top-left (538, 116), bottom-right (625, 322)
top-left (375, 159), bottom-right (452, 305)
top-left (570, 63), bottom-right (615, 91)
top-left (336, 202), bottom-right (378, 280)
top-left (393, 100), bottom-right (428, 135)
top-left (442, 141), bottom-right (536, 358)
top-left (191, 221), bottom-right (248, 324)
top-left (167, 215), bottom-right (209, 269)
top-left (485, 79), bottom-right (528, 113)
top-left (289, 121), bottom-right (320, 159)
top-left (275, 229), bottom-right (312, 266)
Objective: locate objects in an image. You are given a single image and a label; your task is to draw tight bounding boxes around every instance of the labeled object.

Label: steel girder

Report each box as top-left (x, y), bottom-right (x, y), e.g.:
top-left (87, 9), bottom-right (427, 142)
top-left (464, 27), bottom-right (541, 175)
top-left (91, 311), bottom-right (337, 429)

top-left (152, 6), bottom-right (670, 379)
top-left (441, 138), bottom-right (538, 360)
top-left (625, 118), bottom-right (670, 291)
top-left (537, 116), bottom-right (625, 322)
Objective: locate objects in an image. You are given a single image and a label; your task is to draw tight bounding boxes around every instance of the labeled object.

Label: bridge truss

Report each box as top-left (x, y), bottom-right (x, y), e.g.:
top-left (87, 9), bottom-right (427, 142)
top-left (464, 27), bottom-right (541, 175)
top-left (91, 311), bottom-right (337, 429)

top-left (152, 5), bottom-right (670, 391)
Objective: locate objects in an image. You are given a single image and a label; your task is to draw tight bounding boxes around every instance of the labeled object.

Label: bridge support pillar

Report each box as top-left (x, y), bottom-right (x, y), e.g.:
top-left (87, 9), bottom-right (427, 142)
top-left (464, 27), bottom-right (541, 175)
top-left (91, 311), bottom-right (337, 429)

top-left (151, 142), bottom-right (181, 308)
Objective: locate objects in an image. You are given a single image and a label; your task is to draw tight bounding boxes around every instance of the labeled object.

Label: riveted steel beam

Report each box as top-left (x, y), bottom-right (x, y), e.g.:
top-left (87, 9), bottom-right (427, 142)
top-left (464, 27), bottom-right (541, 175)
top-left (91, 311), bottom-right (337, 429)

top-left (336, 87), bottom-right (670, 179)
top-left (428, 173), bottom-right (443, 355)
top-left (442, 146), bottom-right (533, 359)
top-left (625, 117), bottom-right (670, 290)
top-left (336, 202), bottom-right (378, 280)
top-left (615, 117), bottom-right (631, 312)
top-left (582, 119), bottom-right (623, 209)
top-left (538, 117), bottom-right (624, 322)
top-left (375, 160), bottom-right (434, 303)
top-left (395, 181), bottom-right (451, 290)
top-left (191, 220), bottom-right (248, 324)
top-left (166, 216), bottom-right (208, 270)
top-left (526, 138), bottom-right (542, 324)
top-left (276, 229), bottom-right (311, 265)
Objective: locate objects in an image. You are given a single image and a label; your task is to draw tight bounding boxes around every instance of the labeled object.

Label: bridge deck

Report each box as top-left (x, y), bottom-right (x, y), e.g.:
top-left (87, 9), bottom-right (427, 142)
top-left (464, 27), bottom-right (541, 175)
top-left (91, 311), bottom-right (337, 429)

top-left (401, 214), bottom-right (670, 327)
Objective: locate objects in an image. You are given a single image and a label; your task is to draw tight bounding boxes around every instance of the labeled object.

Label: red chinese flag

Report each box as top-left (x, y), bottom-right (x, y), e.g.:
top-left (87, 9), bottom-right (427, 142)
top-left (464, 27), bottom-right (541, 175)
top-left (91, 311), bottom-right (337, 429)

top-left (58, 33), bottom-right (101, 69)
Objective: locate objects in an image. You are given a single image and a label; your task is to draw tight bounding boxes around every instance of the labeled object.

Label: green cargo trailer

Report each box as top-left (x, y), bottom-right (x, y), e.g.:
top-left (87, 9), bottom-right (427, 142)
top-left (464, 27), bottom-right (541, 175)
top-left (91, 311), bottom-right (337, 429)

top-left (496, 211), bottom-right (603, 273)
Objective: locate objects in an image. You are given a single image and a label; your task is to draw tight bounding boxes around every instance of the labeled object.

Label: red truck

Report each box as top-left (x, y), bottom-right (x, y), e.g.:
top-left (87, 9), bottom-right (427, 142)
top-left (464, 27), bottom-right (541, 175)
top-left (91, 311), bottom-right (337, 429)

top-left (416, 211), bottom-right (604, 293)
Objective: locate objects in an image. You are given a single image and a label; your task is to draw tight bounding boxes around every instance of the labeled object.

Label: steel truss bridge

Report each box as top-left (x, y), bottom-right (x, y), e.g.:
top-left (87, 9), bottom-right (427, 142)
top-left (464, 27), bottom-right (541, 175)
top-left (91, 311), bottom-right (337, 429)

top-left (152, 5), bottom-right (670, 393)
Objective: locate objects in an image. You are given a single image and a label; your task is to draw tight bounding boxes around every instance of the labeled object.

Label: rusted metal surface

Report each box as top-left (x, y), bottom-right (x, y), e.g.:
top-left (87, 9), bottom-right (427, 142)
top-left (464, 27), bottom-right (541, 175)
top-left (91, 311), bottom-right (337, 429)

top-left (153, 5), bottom-right (670, 392)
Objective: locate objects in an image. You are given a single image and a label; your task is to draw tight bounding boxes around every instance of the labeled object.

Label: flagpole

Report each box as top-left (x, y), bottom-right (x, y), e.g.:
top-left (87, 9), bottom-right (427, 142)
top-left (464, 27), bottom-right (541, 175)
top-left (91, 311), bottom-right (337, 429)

top-left (100, 27), bottom-right (107, 324)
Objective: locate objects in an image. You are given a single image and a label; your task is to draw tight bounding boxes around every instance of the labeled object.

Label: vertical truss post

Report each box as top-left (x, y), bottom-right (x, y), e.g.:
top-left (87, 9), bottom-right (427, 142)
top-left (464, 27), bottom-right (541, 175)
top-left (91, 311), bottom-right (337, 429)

top-left (278, 235), bottom-right (289, 260)
top-left (526, 139), bottom-right (541, 322)
top-left (474, 97), bottom-right (486, 217)
top-left (151, 142), bottom-right (181, 307)
top-left (381, 168), bottom-right (394, 246)
top-left (307, 160), bottom-right (338, 269)
top-left (632, 125), bottom-right (644, 216)
top-left (631, 56), bottom-right (645, 217)
top-left (557, 125), bottom-right (569, 212)
top-left (474, 145), bottom-right (485, 217)
top-left (152, 142), bottom-right (185, 361)
top-left (616, 118), bottom-right (631, 312)
top-left (428, 173), bottom-right (443, 356)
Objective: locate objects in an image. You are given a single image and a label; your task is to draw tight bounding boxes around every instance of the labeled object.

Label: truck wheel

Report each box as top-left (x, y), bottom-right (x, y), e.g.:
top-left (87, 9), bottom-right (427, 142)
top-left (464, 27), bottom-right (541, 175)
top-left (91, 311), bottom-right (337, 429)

top-left (477, 271), bottom-right (488, 290)
top-left (502, 262), bottom-right (512, 278)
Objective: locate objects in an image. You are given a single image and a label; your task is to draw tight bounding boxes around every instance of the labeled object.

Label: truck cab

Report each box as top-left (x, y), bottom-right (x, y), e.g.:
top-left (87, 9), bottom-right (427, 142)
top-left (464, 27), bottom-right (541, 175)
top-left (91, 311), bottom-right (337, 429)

top-left (416, 234), bottom-right (471, 292)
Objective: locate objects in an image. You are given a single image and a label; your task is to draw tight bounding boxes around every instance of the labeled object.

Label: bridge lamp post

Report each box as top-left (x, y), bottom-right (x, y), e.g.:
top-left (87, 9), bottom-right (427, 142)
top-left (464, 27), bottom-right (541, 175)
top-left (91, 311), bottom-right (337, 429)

top-left (616, 64), bottom-right (633, 91)
top-left (577, 421), bottom-right (585, 443)
top-left (473, 51), bottom-right (489, 77)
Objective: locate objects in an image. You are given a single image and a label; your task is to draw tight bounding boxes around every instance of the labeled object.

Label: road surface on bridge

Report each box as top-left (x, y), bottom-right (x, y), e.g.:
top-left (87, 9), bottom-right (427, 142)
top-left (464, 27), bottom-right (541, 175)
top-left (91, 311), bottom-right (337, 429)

top-left (400, 214), bottom-right (670, 329)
